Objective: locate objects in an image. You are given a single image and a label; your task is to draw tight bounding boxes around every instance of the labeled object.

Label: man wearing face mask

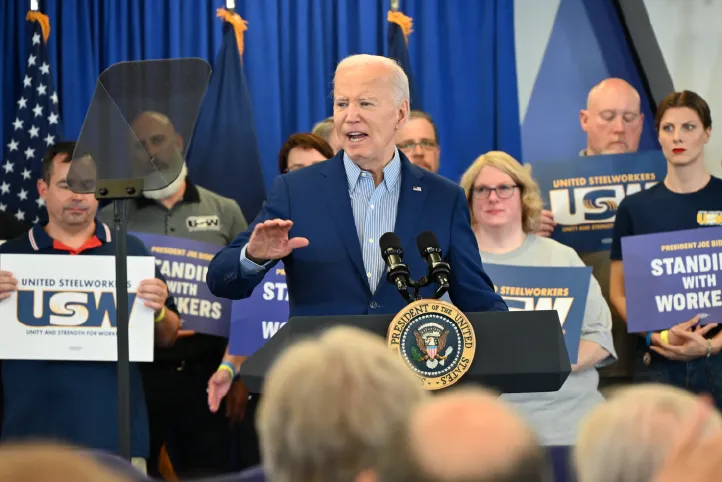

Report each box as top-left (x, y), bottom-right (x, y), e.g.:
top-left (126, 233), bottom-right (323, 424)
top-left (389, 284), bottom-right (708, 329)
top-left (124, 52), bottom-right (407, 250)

top-left (537, 78), bottom-right (645, 392)
top-left (97, 111), bottom-right (248, 478)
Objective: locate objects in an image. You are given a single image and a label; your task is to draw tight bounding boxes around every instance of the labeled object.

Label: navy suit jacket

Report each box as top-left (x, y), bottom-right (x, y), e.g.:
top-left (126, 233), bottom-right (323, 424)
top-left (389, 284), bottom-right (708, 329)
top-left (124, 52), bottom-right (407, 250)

top-left (207, 151), bottom-right (507, 317)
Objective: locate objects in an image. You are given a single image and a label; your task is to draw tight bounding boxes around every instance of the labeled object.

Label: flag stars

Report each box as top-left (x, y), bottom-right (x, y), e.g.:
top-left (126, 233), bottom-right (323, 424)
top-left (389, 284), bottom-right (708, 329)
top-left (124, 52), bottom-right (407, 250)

top-left (12, 118), bottom-right (23, 130)
top-left (35, 197), bottom-right (45, 208)
top-left (28, 55), bottom-right (36, 66)
top-left (32, 33), bottom-right (41, 45)
top-left (24, 148), bottom-right (35, 160)
top-left (28, 126), bottom-right (40, 138)
top-left (39, 63), bottom-right (50, 75)
top-left (17, 189), bottom-right (28, 202)
top-left (0, 203), bottom-right (6, 212)
top-left (0, 182), bottom-right (9, 195)
top-left (17, 97), bottom-right (27, 109)
top-left (21, 169), bottom-right (32, 180)
top-left (44, 134), bottom-right (55, 146)
top-left (48, 113), bottom-right (59, 125)
top-left (7, 139), bottom-right (19, 152)
top-left (36, 84), bottom-right (47, 96)
top-left (23, 76), bottom-right (32, 88)
top-left (51, 92), bottom-right (58, 104)
top-left (32, 104), bottom-right (43, 117)
top-left (15, 210), bottom-right (25, 222)
top-left (2, 161), bottom-right (13, 174)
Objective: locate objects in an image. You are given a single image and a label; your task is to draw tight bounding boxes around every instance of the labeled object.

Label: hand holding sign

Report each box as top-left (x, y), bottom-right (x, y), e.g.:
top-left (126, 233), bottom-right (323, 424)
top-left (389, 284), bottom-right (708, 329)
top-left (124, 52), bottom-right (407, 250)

top-left (246, 220), bottom-right (309, 262)
top-left (137, 278), bottom-right (169, 314)
top-left (651, 315), bottom-right (719, 361)
top-left (0, 270), bottom-right (18, 300)
top-left (537, 209), bottom-right (556, 238)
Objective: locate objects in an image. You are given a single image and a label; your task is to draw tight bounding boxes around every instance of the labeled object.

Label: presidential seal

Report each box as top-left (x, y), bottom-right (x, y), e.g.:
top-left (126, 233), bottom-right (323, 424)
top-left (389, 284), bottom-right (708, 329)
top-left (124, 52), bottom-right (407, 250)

top-left (387, 299), bottom-right (475, 391)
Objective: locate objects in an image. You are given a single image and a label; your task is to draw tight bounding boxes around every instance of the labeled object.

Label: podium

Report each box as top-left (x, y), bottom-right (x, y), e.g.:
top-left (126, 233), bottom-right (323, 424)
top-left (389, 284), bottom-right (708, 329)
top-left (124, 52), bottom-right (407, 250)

top-left (238, 309), bottom-right (571, 394)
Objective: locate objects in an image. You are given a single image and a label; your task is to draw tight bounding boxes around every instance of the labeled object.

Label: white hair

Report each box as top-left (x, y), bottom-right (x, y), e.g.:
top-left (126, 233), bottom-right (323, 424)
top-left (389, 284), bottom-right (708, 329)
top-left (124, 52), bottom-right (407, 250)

top-left (574, 384), bottom-right (722, 482)
top-left (257, 326), bottom-right (426, 482)
top-left (333, 54), bottom-right (410, 107)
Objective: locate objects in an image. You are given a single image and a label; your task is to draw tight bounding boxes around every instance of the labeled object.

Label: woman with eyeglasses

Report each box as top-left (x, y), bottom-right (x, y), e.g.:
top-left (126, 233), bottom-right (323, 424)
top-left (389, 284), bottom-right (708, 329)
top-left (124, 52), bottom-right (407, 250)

top-left (459, 151), bottom-right (617, 445)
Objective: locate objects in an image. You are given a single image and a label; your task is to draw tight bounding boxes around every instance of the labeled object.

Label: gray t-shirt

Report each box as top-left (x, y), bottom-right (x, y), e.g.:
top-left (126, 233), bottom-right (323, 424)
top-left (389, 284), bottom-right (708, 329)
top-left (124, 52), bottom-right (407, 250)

top-left (481, 234), bottom-right (617, 445)
top-left (98, 180), bottom-right (247, 246)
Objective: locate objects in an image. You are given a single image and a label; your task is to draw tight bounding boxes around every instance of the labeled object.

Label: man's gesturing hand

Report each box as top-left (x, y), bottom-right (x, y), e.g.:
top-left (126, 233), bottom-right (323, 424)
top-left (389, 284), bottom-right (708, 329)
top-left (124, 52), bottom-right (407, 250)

top-left (246, 219), bottom-right (309, 262)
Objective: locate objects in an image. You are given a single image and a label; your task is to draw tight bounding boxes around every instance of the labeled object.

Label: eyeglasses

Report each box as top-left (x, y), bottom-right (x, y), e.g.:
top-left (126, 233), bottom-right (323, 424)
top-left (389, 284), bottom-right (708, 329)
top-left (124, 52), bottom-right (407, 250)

top-left (472, 184), bottom-right (518, 199)
top-left (396, 139), bottom-right (438, 151)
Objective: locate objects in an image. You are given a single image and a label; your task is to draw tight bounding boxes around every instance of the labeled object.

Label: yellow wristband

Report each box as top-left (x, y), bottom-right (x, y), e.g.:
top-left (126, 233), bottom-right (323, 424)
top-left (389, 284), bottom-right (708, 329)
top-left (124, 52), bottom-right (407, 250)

top-left (154, 306), bottom-right (166, 323)
top-left (218, 363), bottom-right (236, 378)
top-left (660, 330), bottom-right (669, 345)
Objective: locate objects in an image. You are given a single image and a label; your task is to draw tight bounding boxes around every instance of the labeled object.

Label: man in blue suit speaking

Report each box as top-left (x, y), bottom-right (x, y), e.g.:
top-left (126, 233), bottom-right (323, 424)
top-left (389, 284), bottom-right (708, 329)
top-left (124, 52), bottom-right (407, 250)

top-left (206, 55), bottom-right (507, 469)
top-left (206, 54), bottom-right (507, 317)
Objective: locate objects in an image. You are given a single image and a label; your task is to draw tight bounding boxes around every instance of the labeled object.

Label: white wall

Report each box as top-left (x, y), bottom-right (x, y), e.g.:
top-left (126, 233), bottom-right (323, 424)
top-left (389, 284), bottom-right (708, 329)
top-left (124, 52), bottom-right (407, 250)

top-left (515, 0), bottom-right (722, 175)
top-left (514, 0), bottom-right (560, 124)
top-left (644, 0), bottom-right (722, 177)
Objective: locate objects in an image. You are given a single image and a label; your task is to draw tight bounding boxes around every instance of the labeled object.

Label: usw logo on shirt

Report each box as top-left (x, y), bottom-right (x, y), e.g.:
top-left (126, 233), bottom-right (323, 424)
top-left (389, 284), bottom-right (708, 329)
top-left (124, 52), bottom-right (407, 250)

top-left (186, 215), bottom-right (221, 231)
top-left (698, 211), bottom-right (722, 226)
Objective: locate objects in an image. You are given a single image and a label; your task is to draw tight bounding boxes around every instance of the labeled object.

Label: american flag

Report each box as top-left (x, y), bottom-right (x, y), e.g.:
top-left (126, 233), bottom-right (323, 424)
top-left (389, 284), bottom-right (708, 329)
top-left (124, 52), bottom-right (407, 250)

top-left (0, 13), bottom-right (62, 225)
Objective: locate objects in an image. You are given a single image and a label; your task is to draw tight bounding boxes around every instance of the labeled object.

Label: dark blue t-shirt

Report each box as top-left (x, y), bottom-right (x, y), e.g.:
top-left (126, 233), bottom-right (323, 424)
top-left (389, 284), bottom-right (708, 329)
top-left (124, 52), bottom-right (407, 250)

top-left (0, 221), bottom-right (178, 458)
top-left (611, 176), bottom-right (722, 260)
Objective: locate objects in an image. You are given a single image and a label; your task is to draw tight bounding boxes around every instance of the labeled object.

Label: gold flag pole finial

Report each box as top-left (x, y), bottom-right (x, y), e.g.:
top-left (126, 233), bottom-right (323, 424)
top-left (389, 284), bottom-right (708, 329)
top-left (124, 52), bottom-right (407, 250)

top-left (387, 9), bottom-right (413, 45)
top-left (217, 7), bottom-right (248, 57)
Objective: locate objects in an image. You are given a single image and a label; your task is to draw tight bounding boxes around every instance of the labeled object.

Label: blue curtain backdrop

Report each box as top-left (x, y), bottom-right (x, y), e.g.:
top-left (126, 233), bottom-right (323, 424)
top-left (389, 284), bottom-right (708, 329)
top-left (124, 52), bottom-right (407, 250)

top-left (1, 0), bottom-right (520, 189)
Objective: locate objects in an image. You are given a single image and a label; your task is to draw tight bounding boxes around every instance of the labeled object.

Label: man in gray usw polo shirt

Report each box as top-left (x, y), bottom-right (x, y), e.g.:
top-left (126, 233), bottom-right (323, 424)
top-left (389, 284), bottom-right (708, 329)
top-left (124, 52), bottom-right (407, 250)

top-left (98, 111), bottom-right (247, 478)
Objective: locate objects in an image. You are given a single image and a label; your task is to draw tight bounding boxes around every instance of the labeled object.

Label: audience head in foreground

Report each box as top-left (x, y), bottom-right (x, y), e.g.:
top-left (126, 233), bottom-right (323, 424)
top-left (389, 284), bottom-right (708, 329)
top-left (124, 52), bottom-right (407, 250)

top-left (575, 383), bottom-right (722, 482)
top-left (390, 386), bottom-right (553, 482)
top-left (333, 54), bottom-right (410, 176)
top-left (580, 77), bottom-right (643, 156)
top-left (0, 442), bottom-right (133, 482)
top-left (257, 326), bottom-right (426, 482)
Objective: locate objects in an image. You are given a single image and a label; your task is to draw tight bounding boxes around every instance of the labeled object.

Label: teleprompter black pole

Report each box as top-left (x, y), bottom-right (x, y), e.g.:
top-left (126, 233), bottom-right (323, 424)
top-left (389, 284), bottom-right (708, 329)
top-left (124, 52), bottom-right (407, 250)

top-left (113, 198), bottom-right (131, 460)
top-left (97, 178), bottom-right (143, 461)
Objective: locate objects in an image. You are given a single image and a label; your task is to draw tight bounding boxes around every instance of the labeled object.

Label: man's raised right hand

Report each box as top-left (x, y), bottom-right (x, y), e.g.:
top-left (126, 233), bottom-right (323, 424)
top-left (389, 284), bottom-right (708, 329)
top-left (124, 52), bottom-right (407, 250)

top-left (246, 219), bottom-right (309, 263)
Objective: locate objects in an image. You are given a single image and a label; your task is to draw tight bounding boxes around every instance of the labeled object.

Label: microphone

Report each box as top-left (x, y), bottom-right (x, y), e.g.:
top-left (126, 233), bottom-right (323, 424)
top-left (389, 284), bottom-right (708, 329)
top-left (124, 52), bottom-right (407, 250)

top-left (416, 231), bottom-right (451, 298)
top-left (379, 232), bottom-right (412, 302)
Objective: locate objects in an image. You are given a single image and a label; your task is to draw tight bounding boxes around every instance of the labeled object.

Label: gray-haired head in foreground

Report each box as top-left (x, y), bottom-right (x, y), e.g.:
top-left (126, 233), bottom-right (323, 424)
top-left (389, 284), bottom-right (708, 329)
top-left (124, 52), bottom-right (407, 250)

top-left (257, 325), bottom-right (426, 482)
top-left (575, 383), bottom-right (722, 482)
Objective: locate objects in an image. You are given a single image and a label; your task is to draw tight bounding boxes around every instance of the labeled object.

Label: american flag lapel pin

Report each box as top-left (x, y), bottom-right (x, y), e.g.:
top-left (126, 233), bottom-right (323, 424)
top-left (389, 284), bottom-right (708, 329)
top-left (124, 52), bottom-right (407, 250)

top-left (413, 186), bottom-right (422, 192)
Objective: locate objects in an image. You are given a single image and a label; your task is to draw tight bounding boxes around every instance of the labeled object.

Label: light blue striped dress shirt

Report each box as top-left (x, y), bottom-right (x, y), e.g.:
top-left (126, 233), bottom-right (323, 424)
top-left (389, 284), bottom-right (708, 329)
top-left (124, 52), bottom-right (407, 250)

top-left (238, 150), bottom-right (402, 294)
top-left (343, 150), bottom-right (402, 293)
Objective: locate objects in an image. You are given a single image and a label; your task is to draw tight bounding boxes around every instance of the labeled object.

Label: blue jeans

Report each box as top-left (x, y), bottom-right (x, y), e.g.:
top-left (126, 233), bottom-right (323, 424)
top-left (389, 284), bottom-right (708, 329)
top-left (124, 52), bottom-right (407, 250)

top-left (634, 343), bottom-right (722, 410)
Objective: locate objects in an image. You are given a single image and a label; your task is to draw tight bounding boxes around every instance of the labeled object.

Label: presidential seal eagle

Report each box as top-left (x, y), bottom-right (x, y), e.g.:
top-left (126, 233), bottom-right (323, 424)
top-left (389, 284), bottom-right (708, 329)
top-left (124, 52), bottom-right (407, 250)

top-left (413, 327), bottom-right (450, 361)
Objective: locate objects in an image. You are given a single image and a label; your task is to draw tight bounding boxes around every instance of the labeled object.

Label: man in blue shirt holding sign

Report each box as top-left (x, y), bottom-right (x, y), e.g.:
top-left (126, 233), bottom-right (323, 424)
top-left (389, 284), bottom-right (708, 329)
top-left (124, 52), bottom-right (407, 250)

top-left (0, 142), bottom-right (181, 461)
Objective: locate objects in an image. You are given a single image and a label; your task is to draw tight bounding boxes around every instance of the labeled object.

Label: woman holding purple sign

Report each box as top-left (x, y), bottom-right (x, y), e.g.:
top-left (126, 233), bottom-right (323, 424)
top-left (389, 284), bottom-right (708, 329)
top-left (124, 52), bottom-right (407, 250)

top-left (610, 91), bottom-right (722, 408)
top-left (459, 151), bottom-right (617, 446)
